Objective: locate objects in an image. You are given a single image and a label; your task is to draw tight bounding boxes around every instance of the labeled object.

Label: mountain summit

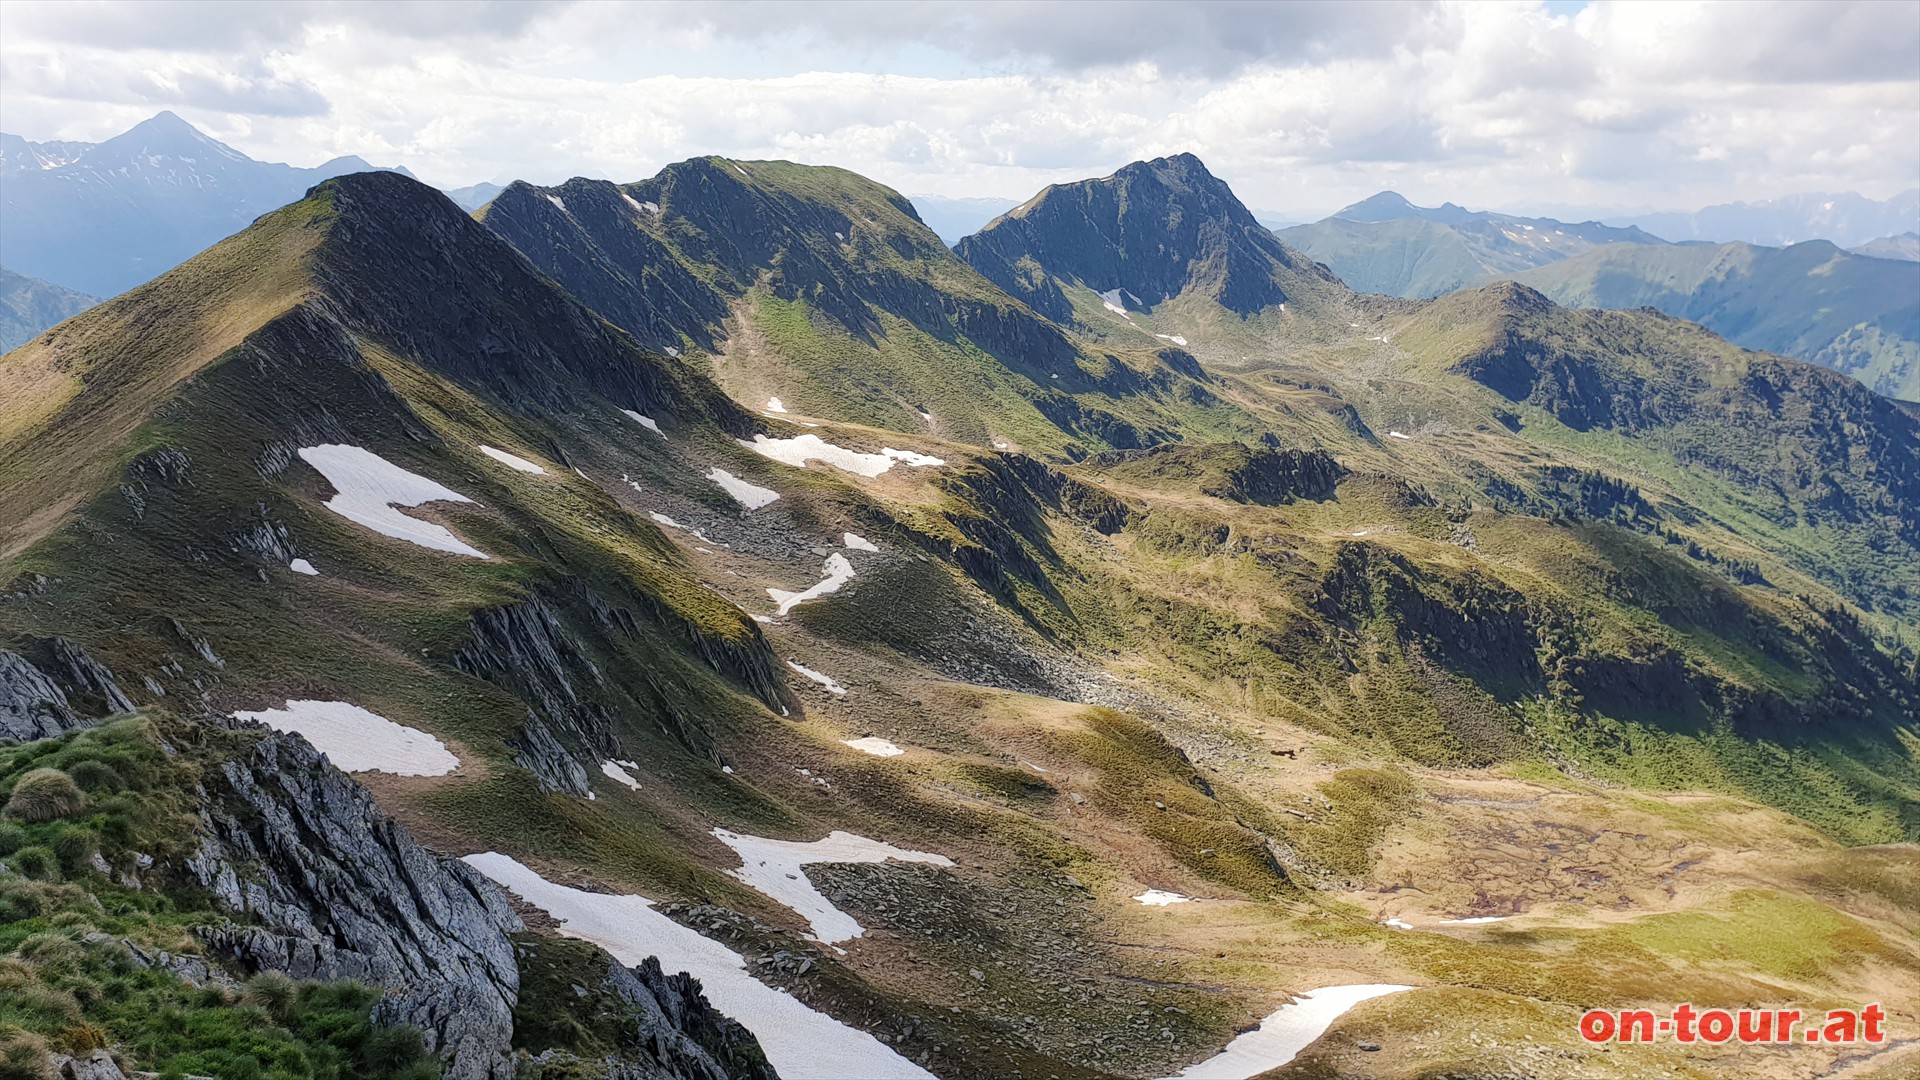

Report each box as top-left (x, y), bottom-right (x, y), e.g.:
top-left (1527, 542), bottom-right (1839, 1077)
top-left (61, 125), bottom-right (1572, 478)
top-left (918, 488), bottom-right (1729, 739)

top-left (1335, 190), bottom-right (1475, 225)
top-left (0, 112), bottom-right (408, 297)
top-left (955, 153), bottom-right (1338, 322)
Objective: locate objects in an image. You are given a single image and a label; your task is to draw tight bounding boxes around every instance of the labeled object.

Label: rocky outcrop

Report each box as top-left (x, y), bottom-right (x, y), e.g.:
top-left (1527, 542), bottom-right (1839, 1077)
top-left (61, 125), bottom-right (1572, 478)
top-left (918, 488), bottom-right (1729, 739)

top-left (188, 726), bottom-right (524, 1079)
top-left (513, 934), bottom-right (776, 1080)
top-left (454, 583), bottom-right (789, 791)
top-left (615, 957), bottom-right (778, 1080)
top-left (1083, 441), bottom-right (1342, 506)
top-left (0, 649), bottom-right (78, 740)
top-left (0, 638), bottom-right (133, 740)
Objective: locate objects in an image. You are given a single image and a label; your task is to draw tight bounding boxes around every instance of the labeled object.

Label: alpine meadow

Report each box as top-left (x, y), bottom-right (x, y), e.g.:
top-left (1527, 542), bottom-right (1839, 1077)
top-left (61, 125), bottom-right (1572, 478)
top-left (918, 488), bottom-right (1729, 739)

top-left (2, 3), bottom-right (1918, 1080)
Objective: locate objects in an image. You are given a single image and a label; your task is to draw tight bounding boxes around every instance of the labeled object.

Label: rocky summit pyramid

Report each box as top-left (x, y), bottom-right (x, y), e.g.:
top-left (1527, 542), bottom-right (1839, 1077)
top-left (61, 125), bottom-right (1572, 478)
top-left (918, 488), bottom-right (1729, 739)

top-left (955, 152), bottom-right (1344, 324)
top-left (5, 158), bottom-right (1920, 1080)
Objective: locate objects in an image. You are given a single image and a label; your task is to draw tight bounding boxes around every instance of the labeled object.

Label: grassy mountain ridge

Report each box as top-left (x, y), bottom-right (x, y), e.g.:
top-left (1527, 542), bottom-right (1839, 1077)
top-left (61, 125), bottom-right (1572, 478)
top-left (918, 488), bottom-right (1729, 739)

top-left (1506, 239), bottom-right (1920, 401)
top-left (478, 157), bottom-right (1251, 458)
top-left (1275, 195), bottom-right (1664, 300)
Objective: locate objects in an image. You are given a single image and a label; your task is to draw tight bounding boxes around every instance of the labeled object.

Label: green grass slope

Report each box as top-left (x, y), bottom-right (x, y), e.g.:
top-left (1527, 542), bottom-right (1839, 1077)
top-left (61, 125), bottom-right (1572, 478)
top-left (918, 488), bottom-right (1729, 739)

top-left (1507, 239), bottom-right (1920, 401)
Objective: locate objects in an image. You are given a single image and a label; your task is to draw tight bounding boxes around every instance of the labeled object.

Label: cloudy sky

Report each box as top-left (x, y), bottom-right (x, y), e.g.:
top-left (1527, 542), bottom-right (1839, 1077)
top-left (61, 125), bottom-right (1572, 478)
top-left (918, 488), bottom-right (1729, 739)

top-left (2, 0), bottom-right (1916, 216)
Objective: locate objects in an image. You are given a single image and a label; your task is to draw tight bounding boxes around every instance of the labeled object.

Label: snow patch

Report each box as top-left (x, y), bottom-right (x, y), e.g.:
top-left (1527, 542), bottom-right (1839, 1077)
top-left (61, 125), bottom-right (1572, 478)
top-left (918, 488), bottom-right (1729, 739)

top-left (766, 397), bottom-right (787, 413)
top-left (1099, 288), bottom-right (1133, 318)
top-left (234, 700), bottom-right (458, 776)
top-left (1387, 430), bottom-right (1412, 440)
top-left (650, 511), bottom-right (685, 529)
top-left (600, 760), bottom-right (643, 791)
top-left (288, 558), bottom-right (318, 576)
top-left (1384, 917), bottom-right (1413, 930)
top-left (664, 345), bottom-right (681, 358)
top-left (1155, 334), bottom-right (1189, 346)
top-left (740, 434), bottom-right (943, 478)
top-left (479, 445), bottom-right (546, 474)
top-left (1440, 915), bottom-right (1510, 924)
top-left (787, 660), bottom-right (847, 696)
top-left (545, 194), bottom-right (567, 213)
top-left (882, 447), bottom-right (944, 467)
top-left (297, 444), bottom-right (487, 558)
top-left (707, 467), bottom-right (780, 509)
top-left (1162, 985), bottom-right (1415, 1079)
top-left (841, 532), bottom-right (879, 552)
top-left (465, 853), bottom-right (934, 1079)
top-left (842, 737), bottom-right (903, 757)
top-left (1134, 889), bottom-right (1191, 906)
top-left (621, 409), bottom-right (663, 436)
top-left (711, 829), bottom-right (953, 942)
top-left (768, 553), bottom-right (855, 616)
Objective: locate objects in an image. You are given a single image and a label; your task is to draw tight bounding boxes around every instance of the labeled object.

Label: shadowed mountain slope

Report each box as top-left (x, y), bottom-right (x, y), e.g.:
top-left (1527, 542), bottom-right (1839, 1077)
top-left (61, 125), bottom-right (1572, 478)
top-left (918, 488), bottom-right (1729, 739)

top-left (477, 157), bottom-right (1250, 457)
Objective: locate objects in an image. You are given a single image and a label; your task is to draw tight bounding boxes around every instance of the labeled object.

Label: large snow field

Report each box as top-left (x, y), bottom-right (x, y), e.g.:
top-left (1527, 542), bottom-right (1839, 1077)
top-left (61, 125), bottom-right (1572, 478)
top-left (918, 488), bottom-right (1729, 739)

top-left (479, 445), bottom-right (547, 474)
top-left (1162, 984), bottom-right (1414, 1079)
top-left (841, 736), bottom-right (904, 757)
top-left (297, 444), bottom-right (488, 558)
top-left (711, 829), bottom-right (954, 943)
top-left (740, 433), bottom-right (943, 478)
top-left (232, 699), bottom-right (459, 776)
top-left (706, 467), bottom-right (780, 509)
top-left (464, 853), bottom-right (935, 1080)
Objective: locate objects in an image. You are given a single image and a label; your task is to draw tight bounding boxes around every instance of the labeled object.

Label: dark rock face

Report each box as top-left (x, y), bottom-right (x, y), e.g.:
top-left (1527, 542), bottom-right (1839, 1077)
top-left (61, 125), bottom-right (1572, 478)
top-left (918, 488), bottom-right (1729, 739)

top-left (188, 727), bottom-right (525, 1079)
top-left (0, 649), bottom-right (78, 739)
top-left (1313, 542), bottom-right (1543, 694)
top-left (478, 178), bottom-right (732, 355)
top-left (0, 638), bottom-right (132, 740)
top-left (1083, 442), bottom-right (1342, 506)
top-left (956, 153), bottom-right (1334, 320)
top-left (513, 934), bottom-right (777, 1080)
top-left (452, 583), bottom-right (790, 791)
top-left (480, 160), bottom-right (1086, 376)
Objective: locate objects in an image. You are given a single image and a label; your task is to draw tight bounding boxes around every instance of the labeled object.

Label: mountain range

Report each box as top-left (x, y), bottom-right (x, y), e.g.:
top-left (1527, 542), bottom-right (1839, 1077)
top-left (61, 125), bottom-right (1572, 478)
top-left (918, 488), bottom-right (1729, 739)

top-left (0, 111), bottom-right (414, 298)
top-left (5, 144), bottom-right (1917, 1078)
top-left (1608, 189), bottom-right (1920, 248)
top-left (1508, 238), bottom-right (1920, 401)
top-left (1281, 192), bottom-right (1920, 400)
top-left (1275, 190), bottom-right (1666, 298)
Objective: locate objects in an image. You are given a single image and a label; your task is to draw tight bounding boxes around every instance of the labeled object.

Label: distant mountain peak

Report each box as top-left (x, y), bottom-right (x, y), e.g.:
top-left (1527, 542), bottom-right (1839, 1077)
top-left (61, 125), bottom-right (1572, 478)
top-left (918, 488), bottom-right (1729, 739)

top-left (1338, 190), bottom-right (1416, 218)
top-left (103, 110), bottom-right (247, 162)
top-left (1336, 191), bottom-right (1474, 225)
